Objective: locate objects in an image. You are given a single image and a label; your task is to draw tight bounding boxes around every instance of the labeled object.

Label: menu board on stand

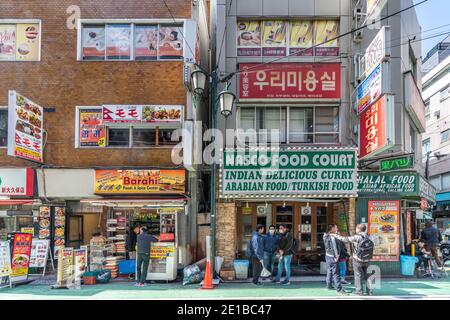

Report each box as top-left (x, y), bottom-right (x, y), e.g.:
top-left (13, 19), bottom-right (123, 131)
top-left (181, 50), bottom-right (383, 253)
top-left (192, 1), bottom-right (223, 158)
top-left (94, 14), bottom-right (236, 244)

top-left (74, 248), bottom-right (87, 284)
top-left (54, 207), bottom-right (66, 259)
top-left (368, 200), bottom-right (400, 261)
top-left (29, 239), bottom-right (54, 277)
top-left (0, 241), bottom-right (12, 288)
top-left (52, 247), bottom-right (74, 289)
top-left (8, 233), bottom-right (33, 284)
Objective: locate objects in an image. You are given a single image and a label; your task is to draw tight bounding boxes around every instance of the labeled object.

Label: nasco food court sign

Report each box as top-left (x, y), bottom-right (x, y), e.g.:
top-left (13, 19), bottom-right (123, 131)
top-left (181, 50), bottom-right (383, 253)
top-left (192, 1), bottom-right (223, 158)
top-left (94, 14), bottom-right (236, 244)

top-left (220, 148), bottom-right (358, 198)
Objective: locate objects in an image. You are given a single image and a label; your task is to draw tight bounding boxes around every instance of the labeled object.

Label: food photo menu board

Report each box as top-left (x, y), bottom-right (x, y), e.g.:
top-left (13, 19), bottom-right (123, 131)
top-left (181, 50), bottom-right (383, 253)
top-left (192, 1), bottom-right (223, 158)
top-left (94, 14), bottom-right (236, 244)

top-left (0, 241), bottom-right (12, 278)
top-left (38, 206), bottom-right (51, 240)
top-left (9, 233), bottom-right (33, 283)
top-left (368, 200), bottom-right (400, 262)
top-left (54, 207), bottom-right (66, 259)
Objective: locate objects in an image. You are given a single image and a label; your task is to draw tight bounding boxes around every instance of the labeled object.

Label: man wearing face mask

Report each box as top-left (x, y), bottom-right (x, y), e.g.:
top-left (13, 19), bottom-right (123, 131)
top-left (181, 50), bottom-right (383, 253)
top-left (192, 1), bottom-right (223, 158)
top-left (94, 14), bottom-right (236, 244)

top-left (263, 225), bottom-right (280, 278)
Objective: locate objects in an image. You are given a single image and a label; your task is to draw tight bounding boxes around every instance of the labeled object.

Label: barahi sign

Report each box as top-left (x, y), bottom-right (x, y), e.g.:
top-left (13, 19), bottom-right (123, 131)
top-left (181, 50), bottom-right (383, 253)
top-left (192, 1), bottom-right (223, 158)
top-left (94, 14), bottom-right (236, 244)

top-left (220, 148), bottom-right (358, 198)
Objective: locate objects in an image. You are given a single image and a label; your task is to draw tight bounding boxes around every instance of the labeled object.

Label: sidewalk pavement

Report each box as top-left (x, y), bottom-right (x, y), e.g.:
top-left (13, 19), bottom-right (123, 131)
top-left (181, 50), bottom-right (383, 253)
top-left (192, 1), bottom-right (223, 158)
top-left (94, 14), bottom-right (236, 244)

top-left (0, 277), bottom-right (449, 300)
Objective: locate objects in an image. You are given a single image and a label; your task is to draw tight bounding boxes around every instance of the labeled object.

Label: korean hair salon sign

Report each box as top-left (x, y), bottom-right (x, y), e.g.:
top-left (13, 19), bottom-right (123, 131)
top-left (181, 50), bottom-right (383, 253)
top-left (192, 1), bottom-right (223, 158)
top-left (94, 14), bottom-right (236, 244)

top-left (220, 148), bottom-right (358, 198)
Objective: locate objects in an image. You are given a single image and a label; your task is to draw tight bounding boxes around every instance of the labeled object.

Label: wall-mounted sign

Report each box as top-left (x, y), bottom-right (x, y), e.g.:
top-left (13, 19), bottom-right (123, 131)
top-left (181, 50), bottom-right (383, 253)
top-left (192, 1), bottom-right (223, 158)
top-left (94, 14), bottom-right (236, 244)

top-left (220, 148), bottom-right (358, 198)
top-left (361, 26), bottom-right (390, 78)
top-left (404, 71), bottom-right (426, 133)
top-left (10, 233), bottom-right (32, 283)
top-left (368, 200), bottom-right (400, 262)
top-left (8, 91), bottom-right (44, 163)
top-left (380, 155), bottom-right (414, 172)
top-left (358, 171), bottom-right (436, 203)
top-left (79, 109), bottom-right (105, 147)
top-left (356, 63), bottom-right (385, 114)
top-left (102, 105), bottom-right (183, 124)
top-left (359, 95), bottom-right (394, 159)
top-left (0, 168), bottom-right (34, 197)
top-left (239, 63), bottom-right (341, 101)
top-left (94, 169), bottom-right (186, 194)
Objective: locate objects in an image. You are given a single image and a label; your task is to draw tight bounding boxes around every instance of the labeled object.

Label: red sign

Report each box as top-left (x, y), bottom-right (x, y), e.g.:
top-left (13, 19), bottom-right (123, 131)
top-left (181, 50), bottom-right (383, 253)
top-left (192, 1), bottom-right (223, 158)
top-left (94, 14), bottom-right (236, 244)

top-left (10, 233), bottom-right (33, 283)
top-left (359, 96), bottom-right (387, 159)
top-left (239, 63), bottom-right (341, 101)
top-left (0, 168), bottom-right (34, 197)
top-left (420, 198), bottom-right (428, 210)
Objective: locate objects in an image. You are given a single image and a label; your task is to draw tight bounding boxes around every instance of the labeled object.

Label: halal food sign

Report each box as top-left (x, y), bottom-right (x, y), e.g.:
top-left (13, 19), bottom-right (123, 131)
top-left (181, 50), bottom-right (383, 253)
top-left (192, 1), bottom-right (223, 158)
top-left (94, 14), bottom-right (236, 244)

top-left (220, 149), bottom-right (358, 198)
top-left (8, 91), bottom-right (44, 163)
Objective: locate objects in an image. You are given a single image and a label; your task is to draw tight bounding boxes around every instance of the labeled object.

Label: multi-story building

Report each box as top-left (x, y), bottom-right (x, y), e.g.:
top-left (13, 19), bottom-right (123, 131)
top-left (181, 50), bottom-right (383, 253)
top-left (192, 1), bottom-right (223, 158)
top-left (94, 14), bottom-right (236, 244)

top-left (422, 35), bottom-right (450, 76)
top-left (211, 0), bottom-right (435, 276)
top-left (422, 53), bottom-right (450, 236)
top-left (0, 0), bottom-right (210, 278)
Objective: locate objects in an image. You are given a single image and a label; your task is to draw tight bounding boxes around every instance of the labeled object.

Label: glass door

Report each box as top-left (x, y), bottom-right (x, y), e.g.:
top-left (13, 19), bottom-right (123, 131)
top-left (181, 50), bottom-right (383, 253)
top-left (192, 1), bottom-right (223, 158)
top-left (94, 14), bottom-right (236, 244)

top-left (68, 215), bottom-right (84, 249)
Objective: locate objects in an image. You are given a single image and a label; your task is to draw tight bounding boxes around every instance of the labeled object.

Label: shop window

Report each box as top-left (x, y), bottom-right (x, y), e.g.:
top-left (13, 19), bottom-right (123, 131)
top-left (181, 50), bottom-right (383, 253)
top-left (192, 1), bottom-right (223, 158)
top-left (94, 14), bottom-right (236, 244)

top-left (158, 128), bottom-right (180, 145)
top-left (256, 108), bottom-right (286, 144)
top-left (441, 129), bottom-right (450, 143)
top-left (440, 86), bottom-right (450, 101)
top-left (0, 108), bottom-right (8, 147)
top-left (80, 22), bottom-right (183, 61)
top-left (0, 22), bottom-right (41, 61)
top-left (314, 107), bottom-right (339, 143)
top-left (289, 108), bottom-right (313, 143)
top-left (107, 128), bottom-right (130, 147)
top-left (133, 128), bottom-right (156, 147)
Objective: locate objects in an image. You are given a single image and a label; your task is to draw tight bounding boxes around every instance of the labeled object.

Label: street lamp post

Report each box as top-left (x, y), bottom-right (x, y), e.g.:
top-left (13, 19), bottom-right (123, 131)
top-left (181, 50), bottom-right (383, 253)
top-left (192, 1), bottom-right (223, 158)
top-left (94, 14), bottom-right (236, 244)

top-left (190, 65), bottom-right (235, 277)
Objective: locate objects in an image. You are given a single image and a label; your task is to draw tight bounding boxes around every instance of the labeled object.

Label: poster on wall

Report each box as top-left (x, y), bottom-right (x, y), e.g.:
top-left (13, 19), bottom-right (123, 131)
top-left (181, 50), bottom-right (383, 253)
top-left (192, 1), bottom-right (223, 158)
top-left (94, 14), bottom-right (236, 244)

top-left (237, 21), bottom-right (262, 56)
top-left (158, 25), bottom-right (183, 59)
top-left (94, 169), bottom-right (186, 194)
top-left (0, 24), bottom-right (16, 61)
top-left (261, 21), bottom-right (287, 57)
top-left (10, 233), bottom-right (33, 283)
top-left (106, 24), bottom-right (131, 60)
top-left (134, 25), bottom-right (158, 60)
top-left (289, 21), bottom-right (313, 56)
top-left (15, 23), bottom-right (40, 61)
top-left (7, 91), bottom-right (44, 163)
top-left (29, 239), bottom-right (50, 268)
top-left (38, 206), bottom-right (51, 240)
top-left (79, 109), bottom-right (105, 147)
top-left (81, 26), bottom-right (105, 60)
top-left (314, 21), bottom-right (339, 56)
top-left (0, 241), bottom-right (12, 278)
top-left (54, 207), bottom-right (66, 259)
top-left (368, 200), bottom-right (400, 262)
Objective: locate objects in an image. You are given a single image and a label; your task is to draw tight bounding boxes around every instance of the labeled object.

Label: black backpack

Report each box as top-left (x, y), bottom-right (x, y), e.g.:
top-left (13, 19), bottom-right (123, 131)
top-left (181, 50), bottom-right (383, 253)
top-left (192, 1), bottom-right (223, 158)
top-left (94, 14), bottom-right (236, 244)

top-left (355, 234), bottom-right (374, 261)
top-left (287, 233), bottom-right (298, 255)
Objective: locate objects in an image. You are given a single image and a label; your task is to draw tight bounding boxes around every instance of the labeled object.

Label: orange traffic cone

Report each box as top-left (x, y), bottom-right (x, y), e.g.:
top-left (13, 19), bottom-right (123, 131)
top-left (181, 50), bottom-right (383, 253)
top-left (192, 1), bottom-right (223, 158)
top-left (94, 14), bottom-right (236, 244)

top-left (201, 260), bottom-right (214, 289)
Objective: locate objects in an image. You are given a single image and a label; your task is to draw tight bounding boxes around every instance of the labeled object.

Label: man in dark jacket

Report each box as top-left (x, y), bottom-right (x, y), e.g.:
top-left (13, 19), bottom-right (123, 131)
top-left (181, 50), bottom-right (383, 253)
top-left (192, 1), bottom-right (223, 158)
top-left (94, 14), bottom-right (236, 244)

top-left (263, 225), bottom-right (280, 277)
top-left (273, 225), bottom-right (294, 285)
top-left (249, 224), bottom-right (265, 285)
top-left (135, 226), bottom-right (158, 287)
top-left (421, 221), bottom-right (443, 267)
top-left (323, 224), bottom-right (344, 294)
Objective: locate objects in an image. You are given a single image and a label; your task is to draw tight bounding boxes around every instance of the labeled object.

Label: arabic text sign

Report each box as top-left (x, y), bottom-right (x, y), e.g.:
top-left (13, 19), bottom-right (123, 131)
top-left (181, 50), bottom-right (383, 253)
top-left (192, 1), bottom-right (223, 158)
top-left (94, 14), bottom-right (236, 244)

top-left (221, 149), bottom-right (358, 197)
top-left (239, 63), bottom-right (341, 101)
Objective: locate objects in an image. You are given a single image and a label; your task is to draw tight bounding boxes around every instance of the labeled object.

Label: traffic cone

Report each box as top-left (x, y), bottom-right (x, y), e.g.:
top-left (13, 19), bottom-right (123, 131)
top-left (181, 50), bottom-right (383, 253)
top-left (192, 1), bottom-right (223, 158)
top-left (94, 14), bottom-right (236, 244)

top-left (201, 235), bottom-right (214, 289)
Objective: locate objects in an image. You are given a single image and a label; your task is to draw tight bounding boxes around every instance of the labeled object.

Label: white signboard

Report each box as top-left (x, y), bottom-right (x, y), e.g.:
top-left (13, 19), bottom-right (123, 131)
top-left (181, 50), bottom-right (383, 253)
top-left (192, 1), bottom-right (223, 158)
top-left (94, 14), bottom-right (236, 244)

top-left (29, 239), bottom-right (49, 268)
top-left (8, 91), bottom-right (44, 163)
top-left (0, 168), bottom-right (34, 196)
top-left (361, 26), bottom-right (390, 78)
top-left (0, 241), bottom-right (12, 277)
top-left (102, 105), bottom-right (183, 124)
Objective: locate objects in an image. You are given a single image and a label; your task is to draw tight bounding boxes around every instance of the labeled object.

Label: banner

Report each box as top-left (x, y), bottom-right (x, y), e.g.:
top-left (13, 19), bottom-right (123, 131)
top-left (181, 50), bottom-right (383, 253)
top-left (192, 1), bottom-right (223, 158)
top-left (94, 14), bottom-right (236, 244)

top-left (261, 21), bottom-right (287, 57)
top-left (134, 25), bottom-right (158, 60)
top-left (94, 169), bottom-right (186, 194)
top-left (10, 233), bottom-right (32, 283)
top-left (15, 23), bottom-right (40, 61)
top-left (0, 168), bottom-right (34, 196)
top-left (79, 109), bottom-right (105, 147)
top-left (237, 21), bottom-right (262, 56)
top-left (54, 207), bottom-right (66, 259)
top-left (221, 148), bottom-right (358, 197)
top-left (158, 25), bottom-right (183, 59)
top-left (356, 63), bottom-right (383, 114)
top-left (239, 63), bottom-right (341, 101)
top-left (106, 24), bottom-right (131, 60)
top-left (8, 91), bottom-right (44, 163)
top-left (74, 248), bottom-right (87, 283)
top-left (368, 200), bottom-right (400, 262)
top-left (289, 21), bottom-right (313, 56)
top-left (314, 21), bottom-right (339, 56)
top-left (0, 25), bottom-right (16, 61)
top-left (81, 26), bottom-right (105, 60)
top-left (29, 239), bottom-right (50, 268)
top-left (0, 241), bottom-right (11, 277)
top-left (102, 105), bottom-right (182, 124)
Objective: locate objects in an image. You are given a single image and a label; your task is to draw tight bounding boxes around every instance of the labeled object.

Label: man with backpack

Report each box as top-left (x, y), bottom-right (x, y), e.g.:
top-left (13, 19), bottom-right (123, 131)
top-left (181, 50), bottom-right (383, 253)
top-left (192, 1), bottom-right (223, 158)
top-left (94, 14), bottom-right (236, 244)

top-left (247, 224), bottom-right (266, 286)
top-left (331, 224), bottom-right (374, 296)
top-left (273, 224), bottom-right (296, 286)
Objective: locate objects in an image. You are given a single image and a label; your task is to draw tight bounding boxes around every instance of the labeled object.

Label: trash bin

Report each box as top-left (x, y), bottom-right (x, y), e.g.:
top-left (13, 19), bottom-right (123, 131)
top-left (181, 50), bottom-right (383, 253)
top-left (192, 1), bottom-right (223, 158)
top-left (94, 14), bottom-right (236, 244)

top-left (400, 255), bottom-right (418, 276)
top-left (233, 260), bottom-right (250, 280)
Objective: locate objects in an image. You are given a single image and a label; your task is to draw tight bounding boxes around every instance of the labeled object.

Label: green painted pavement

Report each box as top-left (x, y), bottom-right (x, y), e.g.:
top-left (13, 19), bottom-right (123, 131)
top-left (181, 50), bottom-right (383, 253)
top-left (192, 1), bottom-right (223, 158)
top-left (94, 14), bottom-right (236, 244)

top-left (0, 279), bottom-right (449, 300)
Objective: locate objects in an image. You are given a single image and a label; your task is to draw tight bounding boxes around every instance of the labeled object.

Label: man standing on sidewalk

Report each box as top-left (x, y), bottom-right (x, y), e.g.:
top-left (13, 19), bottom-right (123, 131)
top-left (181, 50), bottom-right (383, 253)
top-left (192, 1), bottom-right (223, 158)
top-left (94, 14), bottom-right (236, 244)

top-left (136, 226), bottom-right (158, 287)
top-left (323, 224), bottom-right (344, 294)
top-left (249, 224), bottom-right (265, 286)
top-left (263, 225), bottom-right (280, 278)
top-left (421, 221), bottom-right (443, 267)
top-left (273, 225), bottom-right (295, 286)
top-left (331, 224), bottom-right (374, 296)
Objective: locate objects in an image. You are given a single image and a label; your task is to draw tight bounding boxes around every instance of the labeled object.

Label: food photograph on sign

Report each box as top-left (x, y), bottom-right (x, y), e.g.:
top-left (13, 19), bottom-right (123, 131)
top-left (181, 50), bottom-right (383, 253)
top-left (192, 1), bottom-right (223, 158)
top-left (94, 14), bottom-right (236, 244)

top-left (79, 109), bottom-right (105, 147)
top-left (8, 91), bottom-right (44, 163)
top-left (15, 23), bottom-right (40, 61)
top-left (237, 21), bottom-right (262, 56)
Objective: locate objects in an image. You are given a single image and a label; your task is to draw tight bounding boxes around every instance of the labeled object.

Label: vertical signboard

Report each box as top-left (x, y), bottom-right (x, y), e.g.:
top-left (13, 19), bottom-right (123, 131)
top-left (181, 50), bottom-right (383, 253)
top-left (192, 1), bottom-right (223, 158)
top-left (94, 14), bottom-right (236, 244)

top-left (360, 26), bottom-right (390, 79)
top-left (10, 233), bottom-right (33, 283)
top-left (368, 200), bottom-right (400, 262)
top-left (0, 241), bottom-right (12, 278)
top-left (8, 91), bottom-right (44, 163)
top-left (54, 207), bottom-right (66, 259)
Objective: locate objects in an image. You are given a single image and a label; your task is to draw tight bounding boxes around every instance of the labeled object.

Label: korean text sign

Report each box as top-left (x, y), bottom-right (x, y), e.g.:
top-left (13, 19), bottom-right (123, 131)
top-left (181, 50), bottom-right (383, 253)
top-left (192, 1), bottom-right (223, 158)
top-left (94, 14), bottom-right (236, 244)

top-left (239, 63), bottom-right (341, 101)
top-left (359, 95), bottom-right (388, 159)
